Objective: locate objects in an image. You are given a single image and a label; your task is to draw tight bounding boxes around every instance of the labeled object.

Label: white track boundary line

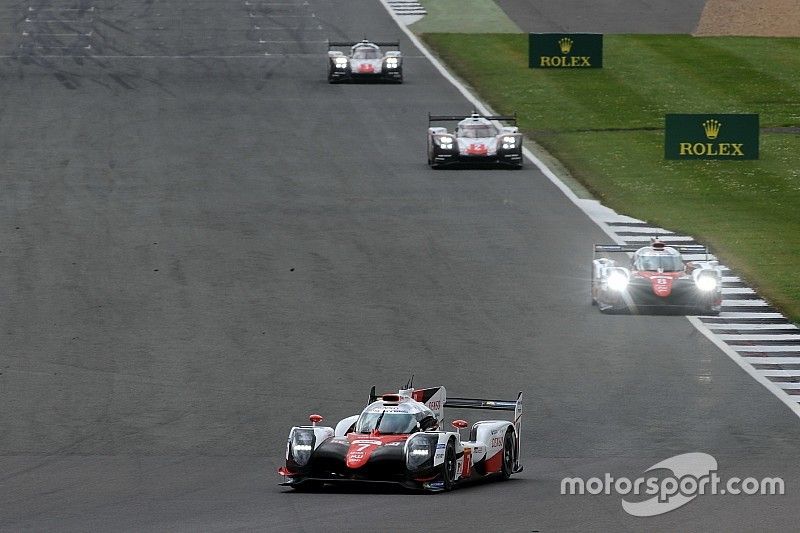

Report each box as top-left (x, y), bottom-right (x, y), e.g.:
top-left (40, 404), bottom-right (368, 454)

top-left (688, 317), bottom-right (800, 415)
top-left (376, 0), bottom-right (800, 419)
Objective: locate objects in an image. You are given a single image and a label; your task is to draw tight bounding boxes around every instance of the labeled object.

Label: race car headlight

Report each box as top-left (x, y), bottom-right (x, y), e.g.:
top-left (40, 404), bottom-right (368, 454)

top-left (607, 271), bottom-right (629, 292)
top-left (502, 136), bottom-right (516, 144)
top-left (290, 429), bottom-right (315, 466)
top-left (406, 434), bottom-right (437, 471)
top-left (696, 274), bottom-right (718, 292)
top-left (334, 57), bottom-right (348, 68)
top-left (437, 136), bottom-right (454, 149)
top-left (385, 58), bottom-right (399, 69)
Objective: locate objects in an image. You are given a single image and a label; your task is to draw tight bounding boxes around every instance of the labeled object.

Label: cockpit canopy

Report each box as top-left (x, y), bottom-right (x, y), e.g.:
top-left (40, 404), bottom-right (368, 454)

top-left (355, 401), bottom-right (436, 435)
top-left (633, 247), bottom-right (685, 272)
top-left (352, 46), bottom-right (381, 60)
top-left (458, 121), bottom-right (497, 139)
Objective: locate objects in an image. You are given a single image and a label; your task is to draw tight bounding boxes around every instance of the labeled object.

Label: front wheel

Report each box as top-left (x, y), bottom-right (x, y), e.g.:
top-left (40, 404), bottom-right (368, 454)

top-left (440, 439), bottom-right (457, 490)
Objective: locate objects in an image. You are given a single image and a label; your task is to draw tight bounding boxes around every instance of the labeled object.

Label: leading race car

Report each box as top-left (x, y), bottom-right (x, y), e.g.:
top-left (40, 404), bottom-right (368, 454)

top-left (427, 112), bottom-right (523, 168)
top-left (591, 239), bottom-right (723, 315)
top-left (327, 39), bottom-right (403, 83)
top-left (278, 382), bottom-right (522, 492)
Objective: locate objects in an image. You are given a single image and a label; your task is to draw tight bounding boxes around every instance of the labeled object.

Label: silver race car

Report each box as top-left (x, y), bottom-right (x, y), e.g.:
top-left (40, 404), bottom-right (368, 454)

top-left (427, 112), bottom-right (523, 168)
top-left (591, 239), bottom-right (723, 314)
top-left (327, 39), bottom-right (403, 83)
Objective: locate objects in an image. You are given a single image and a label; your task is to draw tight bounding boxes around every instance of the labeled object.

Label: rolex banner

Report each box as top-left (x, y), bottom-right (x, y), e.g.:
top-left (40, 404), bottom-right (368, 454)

top-left (665, 114), bottom-right (759, 160)
top-left (529, 33), bottom-right (603, 69)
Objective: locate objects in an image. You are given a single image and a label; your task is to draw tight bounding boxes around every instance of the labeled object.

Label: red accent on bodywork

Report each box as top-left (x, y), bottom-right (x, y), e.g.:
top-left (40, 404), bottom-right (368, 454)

top-left (452, 419), bottom-right (468, 429)
top-left (461, 448), bottom-right (472, 478)
top-left (278, 466), bottom-right (296, 477)
top-left (411, 390), bottom-right (424, 402)
top-left (636, 271), bottom-right (682, 297)
top-left (344, 433), bottom-right (408, 469)
top-left (484, 450), bottom-right (503, 473)
top-left (309, 414), bottom-right (323, 424)
top-left (466, 143), bottom-right (488, 155)
top-left (358, 63), bottom-right (374, 73)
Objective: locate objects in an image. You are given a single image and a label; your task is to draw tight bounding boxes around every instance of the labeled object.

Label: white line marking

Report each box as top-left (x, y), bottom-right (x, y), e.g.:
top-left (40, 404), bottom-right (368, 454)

top-left (715, 312), bottom-right (786, 318)
top-left (687, 317), bottom-right (800, 417)
top-left (743, 357), bottom-right (800, 364)
top-left (705, 323), bottom-right (797, 330)
top-left (775, 382), bottom-right (800, 389)
top-left (733, 345), bottom-right (800, 353)
top-left (721, 287), bottom-right (756, 295)
top-left (608, 227), bottom-right (675, 234)
top-left (718, 334), bottom-right (800, 341)
top-left (759, 369), bottom-right (800, 377)
top-left (721, 299), bottom-right (770, 307)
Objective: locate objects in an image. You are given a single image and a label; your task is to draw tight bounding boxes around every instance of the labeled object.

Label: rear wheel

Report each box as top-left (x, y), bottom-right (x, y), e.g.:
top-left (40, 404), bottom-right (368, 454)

top-left (440, 439), bottom-right (457, 490)
top-left (500, 428), bottom-right (515, 480)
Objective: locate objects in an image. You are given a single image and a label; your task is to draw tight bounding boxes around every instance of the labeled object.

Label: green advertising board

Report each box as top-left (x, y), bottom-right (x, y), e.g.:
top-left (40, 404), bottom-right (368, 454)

top-left (664, 114), bottom-right (759, 160)
top-left (529, 33), bottom-right (603, 69)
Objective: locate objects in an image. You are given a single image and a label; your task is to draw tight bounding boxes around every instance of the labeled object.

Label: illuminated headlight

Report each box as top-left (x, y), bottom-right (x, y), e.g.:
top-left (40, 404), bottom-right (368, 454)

top-left (290, 429), bottom-right (315, 466)
top-left (607, 271), bottom-right (629, 291)
top-left (438, 136), bottom-right (454, 149)
top-left (334, 58), bottom-right (348, 68)
top-left (696, 275), bottom-right (718, 292)
top-left (406, 434), bottom-right (437, 471)
top-left (385, 58), bottom-right (399, 69)
top-left (503, 136), bottom-right (516, 144)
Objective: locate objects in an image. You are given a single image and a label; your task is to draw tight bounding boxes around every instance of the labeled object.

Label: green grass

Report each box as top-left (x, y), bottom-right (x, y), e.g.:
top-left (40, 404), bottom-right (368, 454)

top-left (422, 33), bottom-right (800, 322)
top-left (410, 0), bottom-right (521, 34)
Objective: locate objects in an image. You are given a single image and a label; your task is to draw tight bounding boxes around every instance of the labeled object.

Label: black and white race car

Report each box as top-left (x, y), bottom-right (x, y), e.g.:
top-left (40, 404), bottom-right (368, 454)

top-left (591, 239), bottom-right (723, 314)
top-left (278, 382), bottom-right (522, 492)
top-left (427, 112), bottom-right (523, 168)
top-left (327, 39), bottom-right (403, 83)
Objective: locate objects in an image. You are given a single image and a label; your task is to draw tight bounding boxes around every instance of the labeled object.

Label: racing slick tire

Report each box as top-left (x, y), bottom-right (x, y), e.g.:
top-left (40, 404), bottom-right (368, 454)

top-left (500, 428), bottom-right (515, 480)
top-left (440, 439), bottom-right (457, 491)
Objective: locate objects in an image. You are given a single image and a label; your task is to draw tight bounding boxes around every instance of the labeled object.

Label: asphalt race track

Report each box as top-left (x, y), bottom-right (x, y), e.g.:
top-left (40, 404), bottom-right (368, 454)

top-left (494, 0), bottom-right (707, 33)
top-left (1, 0), bottom-right (799, 531)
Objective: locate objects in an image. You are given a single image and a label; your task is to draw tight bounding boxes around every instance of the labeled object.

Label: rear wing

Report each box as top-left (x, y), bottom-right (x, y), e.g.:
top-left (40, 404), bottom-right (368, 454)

top-left (594, 243), bottom-right (709, 259)
top-left (328, 40), bottom-right (400, 49)
top-left (428, 113), bottom-right (517, 125)
top-left (448, 392), bottom-right (523, 472)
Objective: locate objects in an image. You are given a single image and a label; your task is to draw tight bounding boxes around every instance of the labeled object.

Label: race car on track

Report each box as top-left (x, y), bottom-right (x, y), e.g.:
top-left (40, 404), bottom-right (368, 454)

top-left (591, 239), bottom-right (723, 314)
top-left (427, 112), bottom-right (523, 168)
top-left (278, 381), bottom-right (522, 492)
top-left (327, 39), bottom-right (403, 83)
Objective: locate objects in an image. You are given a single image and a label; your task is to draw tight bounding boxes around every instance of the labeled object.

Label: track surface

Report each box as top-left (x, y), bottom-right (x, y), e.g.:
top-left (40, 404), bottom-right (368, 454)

top-left (494, 0), bottom-right (707, 33)
top-left (1, 0), bottom-right (799, 531)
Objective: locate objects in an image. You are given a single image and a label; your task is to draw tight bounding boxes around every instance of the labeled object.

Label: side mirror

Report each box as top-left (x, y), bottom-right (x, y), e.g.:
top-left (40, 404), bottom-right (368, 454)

top-left (309, 414), bottom-right (323, 426)
top-left (451, 419), bottom-right (468, 430)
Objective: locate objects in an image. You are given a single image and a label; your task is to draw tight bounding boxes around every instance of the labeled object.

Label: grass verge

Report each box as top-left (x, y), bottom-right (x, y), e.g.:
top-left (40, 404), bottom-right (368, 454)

top-left (421, 33), bottom-right (800, 322)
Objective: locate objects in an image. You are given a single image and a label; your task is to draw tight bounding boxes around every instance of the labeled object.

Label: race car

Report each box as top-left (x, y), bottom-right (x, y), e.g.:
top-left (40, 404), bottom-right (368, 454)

top-left (327, 39), bottom-right (403, 83)
top-left (591, 239), bottom-right (723, 314)
top-left (427, 112), bottom-right (523, 168)
top-left (278, 381), bottom-right (522, 492)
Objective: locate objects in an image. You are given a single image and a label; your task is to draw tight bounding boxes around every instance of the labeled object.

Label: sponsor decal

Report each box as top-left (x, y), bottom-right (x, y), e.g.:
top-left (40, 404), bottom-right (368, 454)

top-left (358, 63), bottom-right (374, 73)
top-left (561, 452), bottom-right (784, 517)
top-left (664, 114), bottom-right (759, 160)
top-left (529, 33), bottom-right (603, 69)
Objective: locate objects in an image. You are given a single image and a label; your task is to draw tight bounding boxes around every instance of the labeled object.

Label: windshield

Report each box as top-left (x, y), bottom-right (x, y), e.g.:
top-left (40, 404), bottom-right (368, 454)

top-left (353, 47), bottom-right (380, 60)
top-left (356, 410), bottom-right (418, 435)
top-left (635, 254), bottom-right (684, 272)
top-left (459, 124), bottom-right (496, 139)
